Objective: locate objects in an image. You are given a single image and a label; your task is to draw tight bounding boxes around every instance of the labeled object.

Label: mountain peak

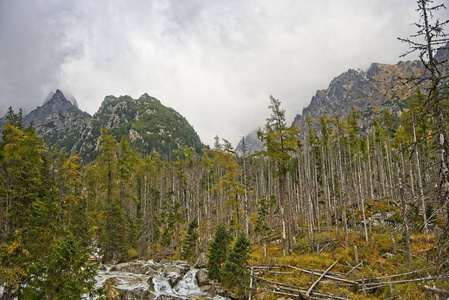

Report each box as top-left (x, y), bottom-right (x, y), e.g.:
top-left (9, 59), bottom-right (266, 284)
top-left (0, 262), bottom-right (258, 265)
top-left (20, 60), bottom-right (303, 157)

top-left (43, 89), bottom-right (78, 107)
top-left (22, 90), bottom-right (91, 152)
top-left (139, 93), bottom-right (151, 100)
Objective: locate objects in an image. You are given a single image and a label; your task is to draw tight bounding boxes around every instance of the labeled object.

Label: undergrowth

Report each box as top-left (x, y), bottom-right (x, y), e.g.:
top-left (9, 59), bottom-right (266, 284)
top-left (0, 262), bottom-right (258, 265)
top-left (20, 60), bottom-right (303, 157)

top-left (248, 226), bottom-right (447, 300)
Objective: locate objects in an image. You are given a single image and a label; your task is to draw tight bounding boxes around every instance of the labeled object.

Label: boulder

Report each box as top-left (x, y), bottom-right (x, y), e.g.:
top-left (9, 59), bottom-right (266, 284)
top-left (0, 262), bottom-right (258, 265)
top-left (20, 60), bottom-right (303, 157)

top-left (165, 272), bottom-right (182, 287)
top-left (195, 269), bottom-right (209, 286)
top-left (98, 263), bottom-right (107, 271)
top-left (111, 261), bottom-right (160, 274)
top-left (163, 264), bottom-right (189, 278)
top-left (215, 288), bottom-right (232, 298)
top-left (195, 252), bottom-right (207, 268)
top-left (156, 295), bottom-right (184, 300)
top-left (106, 287), bottom-right (155, 300)
top-left (199, 284), bottom-right (215, 294)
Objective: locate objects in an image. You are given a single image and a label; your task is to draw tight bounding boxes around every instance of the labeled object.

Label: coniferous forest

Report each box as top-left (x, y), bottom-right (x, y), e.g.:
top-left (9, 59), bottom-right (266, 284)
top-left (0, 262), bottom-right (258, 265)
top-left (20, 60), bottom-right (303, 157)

top-left (1, 1), bottom-right (449, 299)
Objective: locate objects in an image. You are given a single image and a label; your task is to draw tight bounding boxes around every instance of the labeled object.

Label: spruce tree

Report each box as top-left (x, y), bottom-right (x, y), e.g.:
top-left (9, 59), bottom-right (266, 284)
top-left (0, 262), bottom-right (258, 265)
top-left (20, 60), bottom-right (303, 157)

top-left (181, 219), bottom-right (199, 263)
top-left (221, 235), bottom-right (251, 296)
top-left (0, 116), bottom-right (96, 299)
top-left (101, 198), bottom-right (128, 262)
top-left (209, 146), bottom-right (245, 233)
top-left (207, 225), bottom-right (232, 281)
top-left (96, 129), bottom-right (129, 262)
top-left (62, 153), bottom-right (90, 245)
top-left (24, 234), bottom-right (97, 299)
top-left (4, 106), bottom-right (23, 130)
top-left (257, 95), bottom-right (300, 256)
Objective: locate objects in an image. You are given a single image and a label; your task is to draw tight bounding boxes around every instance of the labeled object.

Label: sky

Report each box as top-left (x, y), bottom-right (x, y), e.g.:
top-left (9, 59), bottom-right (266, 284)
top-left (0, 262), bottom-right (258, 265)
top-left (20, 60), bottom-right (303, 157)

top-left (0, 0), bottom-right (434, 147)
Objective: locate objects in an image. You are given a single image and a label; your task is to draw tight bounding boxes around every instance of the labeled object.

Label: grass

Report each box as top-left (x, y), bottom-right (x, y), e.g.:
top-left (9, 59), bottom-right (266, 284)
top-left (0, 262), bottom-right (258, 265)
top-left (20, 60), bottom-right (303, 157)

top-left (247, 225), bottom-right (447, 300)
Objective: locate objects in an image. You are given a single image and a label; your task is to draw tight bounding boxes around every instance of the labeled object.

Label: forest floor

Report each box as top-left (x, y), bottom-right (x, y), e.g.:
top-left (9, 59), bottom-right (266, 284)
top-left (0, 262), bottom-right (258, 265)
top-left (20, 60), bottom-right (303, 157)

top-left (247, 229), bottom-right (449, 300)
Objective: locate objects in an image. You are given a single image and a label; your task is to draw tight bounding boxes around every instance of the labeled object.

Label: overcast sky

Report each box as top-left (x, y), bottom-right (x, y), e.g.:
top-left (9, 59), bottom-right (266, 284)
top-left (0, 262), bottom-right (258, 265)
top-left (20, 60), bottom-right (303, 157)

top-left (0, 0), bottom-right (433, 146)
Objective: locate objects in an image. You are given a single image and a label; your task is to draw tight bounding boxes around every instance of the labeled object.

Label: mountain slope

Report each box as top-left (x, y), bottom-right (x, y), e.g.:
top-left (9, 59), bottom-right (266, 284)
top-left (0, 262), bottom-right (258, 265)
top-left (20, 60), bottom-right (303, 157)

top-left (23, 89), bottom-right (91, 151)
top-left (238, 43), bottom-right (449, 151)
top-left (293, 41), bottom-right (449, 134)
top-left (236, 61), bottom-right (424, 153)
top-left (75, 93), bottom-right (203, 161)
top-left (292, 60), bottom-right (424, 132)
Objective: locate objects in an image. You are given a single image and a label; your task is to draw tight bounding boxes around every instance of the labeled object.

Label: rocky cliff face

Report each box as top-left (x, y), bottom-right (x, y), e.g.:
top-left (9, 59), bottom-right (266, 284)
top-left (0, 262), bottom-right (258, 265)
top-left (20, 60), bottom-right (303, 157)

top-left (292, 60), bottom-right (424, 133)
top-left (74, 93), bottom-right (203, 161)
top-left (237, 59), bottom-right (425, 152)
top-left (23, 89), bottom-right (91, 151)
top-left (292, 42), bottom-right (449, 135)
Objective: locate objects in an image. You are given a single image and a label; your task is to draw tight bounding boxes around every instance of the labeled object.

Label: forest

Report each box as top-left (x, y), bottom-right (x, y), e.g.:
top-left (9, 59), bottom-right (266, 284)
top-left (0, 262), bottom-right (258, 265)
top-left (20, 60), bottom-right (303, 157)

top-left (1, 0), bottom-right (448, 299)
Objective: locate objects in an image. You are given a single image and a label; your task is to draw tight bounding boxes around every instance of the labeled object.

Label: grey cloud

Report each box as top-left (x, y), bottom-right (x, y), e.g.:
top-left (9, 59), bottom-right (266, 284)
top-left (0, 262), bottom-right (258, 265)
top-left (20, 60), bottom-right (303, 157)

top-left (0, 0), bottom-right (431, 146)
top-left (0, 1), bottom-right (82, 114)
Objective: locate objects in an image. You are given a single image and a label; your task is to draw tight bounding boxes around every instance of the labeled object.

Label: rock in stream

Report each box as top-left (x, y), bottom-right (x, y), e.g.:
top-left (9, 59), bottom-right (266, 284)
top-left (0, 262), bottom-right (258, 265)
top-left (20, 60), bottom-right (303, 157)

top-left (85, 260), bottom-right (229, 300)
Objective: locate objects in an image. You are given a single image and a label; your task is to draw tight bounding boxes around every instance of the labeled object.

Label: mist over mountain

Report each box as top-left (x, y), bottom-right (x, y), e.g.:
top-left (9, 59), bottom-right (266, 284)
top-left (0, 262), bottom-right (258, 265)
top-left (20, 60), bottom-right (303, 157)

top-left (22, 89), bottom-right (91, 151)
top-left (235, 130), bottom-right (264, 155)
top-left (3, 43), bottom-right (448, 158)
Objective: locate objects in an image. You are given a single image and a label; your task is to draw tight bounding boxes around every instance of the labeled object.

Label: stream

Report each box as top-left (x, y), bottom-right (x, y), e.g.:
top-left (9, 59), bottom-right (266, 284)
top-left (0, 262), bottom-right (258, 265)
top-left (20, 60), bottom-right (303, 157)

top-left (84, 260), bottom-right (230, 300)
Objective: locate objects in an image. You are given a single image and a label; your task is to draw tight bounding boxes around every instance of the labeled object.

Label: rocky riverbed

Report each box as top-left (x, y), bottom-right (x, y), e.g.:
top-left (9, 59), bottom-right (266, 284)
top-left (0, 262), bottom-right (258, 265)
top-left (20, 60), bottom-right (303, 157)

top-left (84, 260), bottom-right (231, 300)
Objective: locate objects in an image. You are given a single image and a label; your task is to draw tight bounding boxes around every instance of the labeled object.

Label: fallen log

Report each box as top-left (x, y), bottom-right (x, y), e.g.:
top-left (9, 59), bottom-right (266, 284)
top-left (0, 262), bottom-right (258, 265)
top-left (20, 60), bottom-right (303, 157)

top-left (277, 285), bottom-right (351, 299)
top-left (252, 275), bottom-right (309, 299)
top-left (272, 290), bottom-right (309, 300)
top-left (356, 268), bottom-right (427, 282)
top-left (306, 259), bottom-right (339, 297)
top-left (287, 265), bottom-right (357, 285)
top-left (365, 275), bottom-right (449, 290)
top-left (420, 285), bottom-right (449, 296)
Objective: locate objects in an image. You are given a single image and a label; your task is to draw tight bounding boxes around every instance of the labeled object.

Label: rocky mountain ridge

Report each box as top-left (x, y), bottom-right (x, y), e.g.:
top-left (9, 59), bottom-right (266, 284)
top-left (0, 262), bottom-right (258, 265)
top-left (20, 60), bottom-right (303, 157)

top-left (235, 130), bottom-right (264, 155)
top-left (2, 90), bottom-right (203, 161)
top-left (236, 60), bottom-right (423, 153)
top-left (291, 60), bottom-right (424, 133)
top-left (236, 43), bottom-right (448, 152)
top-left (74, 93), bottom-right (203, 161)
top-left (293, 43), bottom-right (449, 134)
top-left (22, 89), bottom-right (92, 151)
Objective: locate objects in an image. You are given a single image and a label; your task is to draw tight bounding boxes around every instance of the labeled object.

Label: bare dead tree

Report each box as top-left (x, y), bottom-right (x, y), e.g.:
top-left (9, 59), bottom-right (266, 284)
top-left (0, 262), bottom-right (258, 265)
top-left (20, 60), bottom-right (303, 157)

top-left (398, 0), bottom-right (449, 271)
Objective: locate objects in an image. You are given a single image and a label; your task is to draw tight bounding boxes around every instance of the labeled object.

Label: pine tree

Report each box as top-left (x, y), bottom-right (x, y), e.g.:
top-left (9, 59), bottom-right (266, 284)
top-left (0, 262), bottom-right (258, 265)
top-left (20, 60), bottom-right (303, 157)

top-left (96, 129), bottom-right (128, 262)
top-left (257, 95), bottom-right (300, 256)
top-left (0, 116), bottom-right (96, 299)
top-left (221, 235), bottom-right (251, 296)
top-left (181, 219), bottom-right (199, 263)
top-left (207, 225), bottom-right (232, 281)
top-left (24, 234), bottom-right (97, 299)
